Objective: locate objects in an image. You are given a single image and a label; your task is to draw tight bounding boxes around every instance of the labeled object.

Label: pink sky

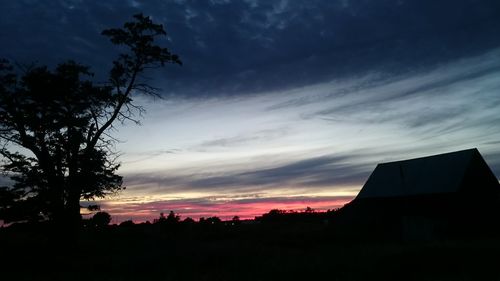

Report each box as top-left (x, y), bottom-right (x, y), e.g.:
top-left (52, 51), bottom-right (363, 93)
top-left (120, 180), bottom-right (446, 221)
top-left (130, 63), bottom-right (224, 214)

top-left (90, 195), bottom-right (354, 224)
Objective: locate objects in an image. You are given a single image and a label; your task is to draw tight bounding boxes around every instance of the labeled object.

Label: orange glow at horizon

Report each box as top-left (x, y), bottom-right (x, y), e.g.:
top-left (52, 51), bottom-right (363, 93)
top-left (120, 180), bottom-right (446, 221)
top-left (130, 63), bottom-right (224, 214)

top-left (96, 196), bottom-right (355, 224)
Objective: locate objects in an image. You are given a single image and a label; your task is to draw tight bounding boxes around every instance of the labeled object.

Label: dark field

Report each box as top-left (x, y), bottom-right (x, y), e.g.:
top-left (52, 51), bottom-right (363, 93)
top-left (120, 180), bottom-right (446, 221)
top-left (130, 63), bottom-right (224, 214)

top-left (2, 220), bottom-right (500, 281)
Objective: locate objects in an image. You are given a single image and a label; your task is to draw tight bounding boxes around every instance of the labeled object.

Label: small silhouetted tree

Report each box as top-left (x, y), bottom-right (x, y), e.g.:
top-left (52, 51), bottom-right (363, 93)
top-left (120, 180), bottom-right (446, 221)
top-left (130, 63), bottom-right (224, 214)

top-left (92, 211), bottom-right (111, 227)
top-left (119, 220), bottom-right (135, 227)
top-left (0, 14), bottom-right (181, 227)
top-left (166, 210), bottom-right (180, 224)
top-left (205, 216), bottom-right (221, 225)
top-left (267, 209), bottom-right (286, 218)
top-left (231, 216), bottom-right (241, 225)
top-left (182, 217), bottom-right (195, 224)
top-left (258, 209), bottom-right (287, 223)
top-left (154, 212), bottom-right (166, 224)
top-left (154, 211), bottom-right (180, 225)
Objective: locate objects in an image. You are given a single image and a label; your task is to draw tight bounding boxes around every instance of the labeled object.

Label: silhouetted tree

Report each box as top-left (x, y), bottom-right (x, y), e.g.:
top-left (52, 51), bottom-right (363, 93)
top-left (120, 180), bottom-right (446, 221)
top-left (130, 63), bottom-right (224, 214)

top-left (266, 209), bottom-right (286, 219)
top-left (119, 220), bottom-right (135, 227)
top-left (182, 217), bottom-right (195, 224)
top-left (204, 216), bottom-right (221, 225)
top-left (231, 215), bottom-right (241, 225)
top-left (154, 211), bottom-right (180, 225)
top-left (257, 209), bottom-right (291, 223)
top-left (305, 206), bottom-right (314, 213)
top-left (0, 14), bottom-right (181, 227)
top-left (92, 211), bottom-right (111, 227)
top-left (155, 212), bottom-right (167, 223)
top-left (166, 210), bottom-right (180, 224)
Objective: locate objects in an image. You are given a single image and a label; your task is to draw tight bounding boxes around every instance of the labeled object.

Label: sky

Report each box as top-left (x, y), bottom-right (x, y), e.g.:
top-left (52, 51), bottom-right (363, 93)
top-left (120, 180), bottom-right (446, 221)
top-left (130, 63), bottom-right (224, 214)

top-left (1, 0), bottom-right (500, 223)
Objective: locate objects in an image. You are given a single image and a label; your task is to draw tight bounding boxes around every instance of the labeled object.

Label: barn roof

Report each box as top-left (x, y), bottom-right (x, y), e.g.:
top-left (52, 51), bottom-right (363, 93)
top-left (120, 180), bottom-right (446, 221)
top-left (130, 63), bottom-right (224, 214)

top-left (356, 148), bottom-right (499, 199)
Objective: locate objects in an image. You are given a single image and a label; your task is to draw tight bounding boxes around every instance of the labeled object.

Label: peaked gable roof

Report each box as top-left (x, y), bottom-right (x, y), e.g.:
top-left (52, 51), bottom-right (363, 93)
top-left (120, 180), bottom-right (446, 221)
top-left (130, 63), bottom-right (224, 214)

top-left (356, 148), bottom-right (499, 199)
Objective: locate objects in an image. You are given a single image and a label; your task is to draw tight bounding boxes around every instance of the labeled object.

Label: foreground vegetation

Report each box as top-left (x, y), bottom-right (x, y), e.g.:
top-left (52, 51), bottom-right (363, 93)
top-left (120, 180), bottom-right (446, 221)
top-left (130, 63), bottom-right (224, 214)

top-left (2, 214), bottom-right (500, 281)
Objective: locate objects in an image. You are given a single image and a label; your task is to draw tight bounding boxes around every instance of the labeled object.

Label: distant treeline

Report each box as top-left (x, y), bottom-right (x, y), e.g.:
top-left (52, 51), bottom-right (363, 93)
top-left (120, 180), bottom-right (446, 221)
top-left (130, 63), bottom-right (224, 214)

top-left (2, 207), bottom-right (342, 230)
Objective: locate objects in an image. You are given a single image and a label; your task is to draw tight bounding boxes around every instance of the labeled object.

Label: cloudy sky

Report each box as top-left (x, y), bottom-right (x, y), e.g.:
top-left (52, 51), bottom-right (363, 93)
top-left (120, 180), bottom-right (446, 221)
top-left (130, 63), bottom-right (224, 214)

top-left (1, 0), bottom-right (500, 222)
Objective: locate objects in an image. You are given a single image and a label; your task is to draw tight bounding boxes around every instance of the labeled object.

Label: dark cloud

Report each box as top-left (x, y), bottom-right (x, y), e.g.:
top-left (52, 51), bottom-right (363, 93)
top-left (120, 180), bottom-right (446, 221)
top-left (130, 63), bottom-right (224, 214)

top-left (123, 154), bottom-right (373, 193)
top-left (122, 137), bottom-right (500, 195)
top-left (199, 135), bottom-right (261, 148)
top-left (215, 155), bottom-right (369, 187)
top-left (1, 0), bottom-right (499, 97)
top-left (122, 149), bottom-right (180, 165)
top-left (197, 128), bottom-right (289, 148)
top-left (483, 151), bottom-right (500, 177)
top-left (286, 54), bottom-right (500, 135)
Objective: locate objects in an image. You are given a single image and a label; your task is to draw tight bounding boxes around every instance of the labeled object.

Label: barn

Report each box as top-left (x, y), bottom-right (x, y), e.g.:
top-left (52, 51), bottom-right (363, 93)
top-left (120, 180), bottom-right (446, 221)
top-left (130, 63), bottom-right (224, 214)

top-left (335, 148), bottom-right (500, 240)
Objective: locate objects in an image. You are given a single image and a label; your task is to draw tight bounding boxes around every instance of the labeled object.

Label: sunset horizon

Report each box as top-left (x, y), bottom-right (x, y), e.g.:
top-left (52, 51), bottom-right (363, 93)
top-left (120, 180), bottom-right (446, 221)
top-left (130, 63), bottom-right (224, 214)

top-left (1, 0), bottom-right (500, 225)
top-left (3, 2), bottom-right (500, 280)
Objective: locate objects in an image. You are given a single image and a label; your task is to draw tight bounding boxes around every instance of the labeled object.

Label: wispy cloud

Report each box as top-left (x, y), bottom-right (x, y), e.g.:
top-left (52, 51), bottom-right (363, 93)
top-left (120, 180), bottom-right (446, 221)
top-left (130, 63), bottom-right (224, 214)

top-left (197, 127), bottom-right (289, 148)
top-left (2, 1), bottom-right (499, 96)
top-left (112, 49), bottom-right (500, 209)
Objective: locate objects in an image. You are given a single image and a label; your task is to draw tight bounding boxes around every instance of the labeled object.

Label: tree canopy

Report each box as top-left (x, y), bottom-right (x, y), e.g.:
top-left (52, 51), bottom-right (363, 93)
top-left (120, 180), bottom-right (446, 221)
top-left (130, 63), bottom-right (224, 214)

top-left (0, 14), bottom-right (181, 226)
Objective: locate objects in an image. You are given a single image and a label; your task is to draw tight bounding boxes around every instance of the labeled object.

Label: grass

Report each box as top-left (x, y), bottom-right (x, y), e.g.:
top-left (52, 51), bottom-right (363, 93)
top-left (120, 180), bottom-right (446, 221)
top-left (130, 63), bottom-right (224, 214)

top-left (1, 221), bottom-right (500, 281)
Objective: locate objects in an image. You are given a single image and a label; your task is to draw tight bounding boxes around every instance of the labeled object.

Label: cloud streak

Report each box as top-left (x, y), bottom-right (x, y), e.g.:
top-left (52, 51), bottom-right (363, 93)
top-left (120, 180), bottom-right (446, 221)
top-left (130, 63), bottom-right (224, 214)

top-left (112, 49), bottom-right (500, 204)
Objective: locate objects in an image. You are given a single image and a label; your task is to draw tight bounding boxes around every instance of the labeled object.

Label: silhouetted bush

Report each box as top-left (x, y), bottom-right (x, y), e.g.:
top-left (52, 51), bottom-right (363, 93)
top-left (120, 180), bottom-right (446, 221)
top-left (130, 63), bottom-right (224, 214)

top-left (182, 217), bottom-right (195, 224)
top-left (154, 211), bottom-right (180, 226)
top-left (92, 211), bottom-right (111, 227)
top-left (119, 220), bottom-right (135, 227)
top-left (200, 216), bottom-right (221, 225)
top-left (256, 208), bottom-right (328, 224)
